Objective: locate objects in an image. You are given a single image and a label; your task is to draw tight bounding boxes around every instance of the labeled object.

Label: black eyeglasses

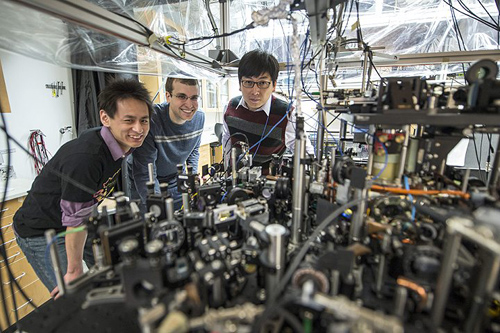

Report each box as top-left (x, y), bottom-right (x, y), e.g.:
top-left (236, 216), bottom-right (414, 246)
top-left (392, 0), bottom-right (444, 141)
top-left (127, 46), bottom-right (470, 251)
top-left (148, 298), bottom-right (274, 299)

top-left (241, 80), bottom-right (272, 89)
top-left (173, 94), bottom-right (201, 102)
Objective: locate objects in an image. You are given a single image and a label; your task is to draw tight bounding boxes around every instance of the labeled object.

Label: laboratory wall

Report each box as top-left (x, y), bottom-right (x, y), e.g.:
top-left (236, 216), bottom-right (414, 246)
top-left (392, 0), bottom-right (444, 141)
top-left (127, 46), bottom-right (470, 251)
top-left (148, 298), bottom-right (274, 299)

top-left (0, 50), bottom-right (75, 182)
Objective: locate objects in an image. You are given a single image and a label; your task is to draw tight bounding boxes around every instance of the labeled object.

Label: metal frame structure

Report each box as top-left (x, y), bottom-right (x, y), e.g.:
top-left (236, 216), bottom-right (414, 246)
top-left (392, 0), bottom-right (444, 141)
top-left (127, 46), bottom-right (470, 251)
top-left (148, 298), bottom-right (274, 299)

top-left (334, 50), bottom-right (500, 68)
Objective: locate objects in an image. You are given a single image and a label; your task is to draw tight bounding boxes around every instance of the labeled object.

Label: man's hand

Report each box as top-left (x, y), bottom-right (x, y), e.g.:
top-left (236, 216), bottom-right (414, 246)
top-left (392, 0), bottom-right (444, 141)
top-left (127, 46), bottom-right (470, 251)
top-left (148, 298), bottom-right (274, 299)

top-left (51, 226), bottom-right (87, 300)
top-left (50, 266), bottom-right (84, 300)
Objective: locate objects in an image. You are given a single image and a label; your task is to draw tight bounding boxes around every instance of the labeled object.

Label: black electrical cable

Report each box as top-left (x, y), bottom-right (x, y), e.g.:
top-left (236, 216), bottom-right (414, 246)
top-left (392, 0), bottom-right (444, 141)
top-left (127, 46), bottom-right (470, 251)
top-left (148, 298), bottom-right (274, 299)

top-left (443, 0), bottom-right (500, 30)
top-left (302, 10), bottom-right (343, 71)
top-left (299, 19), bottom-right (351, 146)
top-left (170, 23), bottom-right (256, 46)
top-left (329, 5), bottom-right (338, 33)
top-left (112, 11), bottom-right (155, 37)
top-left (340, 0), bottom-right (355, 38)
top-left (222, 132), bottom-right (251, 170)
top-left (354, 0), bottom-right (364, 44)
top-left (457, 0), bottom-right (500, 29)
top-left (266, 195), bottom-right (389, 307)
top-left (0, 104), bottom-right (37, 331)
top-left (368, 50), bottom-right (384, 81)
top-left (302, 47), bottom-right (323, 70)
top-left (159, 42), bottom-right (189, 61)
top-left (252, 297), bottom-right (304, 333)
top-left (327, 111), bottom-right (342, 127)
top-left (223, 132), bottom-right (250, 155)
top-left (449, 0), bottom-right (469, 79)
top-left (191, 37), bottom-right (216, 51)
top-left (274, 305), bottom-right (304, 333)
top-left (455, 0), bottom-right (495, 27)
top-left (160, 40), bottom-right (221, 66)
top-left (478, 0), bottom-right (500, 26)
top-left (450, 1), bottom-right (467, 50)
top-left (204, 0), bottom-right (220, 38)
top-left (299, 30), bottom-right (329, 136)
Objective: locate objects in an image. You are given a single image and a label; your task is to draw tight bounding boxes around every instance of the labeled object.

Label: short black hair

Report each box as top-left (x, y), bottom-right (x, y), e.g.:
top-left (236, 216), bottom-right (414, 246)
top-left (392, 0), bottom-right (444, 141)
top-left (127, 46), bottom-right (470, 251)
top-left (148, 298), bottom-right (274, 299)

top-left (98, 79), bottom-right (153, 118)
top-left (165, 77), bottom-right (199, 94)
top-left (238, 50), bottom-right (279, 83)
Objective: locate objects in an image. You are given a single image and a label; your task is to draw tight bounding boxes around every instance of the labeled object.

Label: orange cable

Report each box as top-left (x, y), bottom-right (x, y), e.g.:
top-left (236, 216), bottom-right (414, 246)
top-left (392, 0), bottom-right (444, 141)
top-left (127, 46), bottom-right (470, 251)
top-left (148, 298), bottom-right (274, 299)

top-left (370, 185), bottom-right (470, 199)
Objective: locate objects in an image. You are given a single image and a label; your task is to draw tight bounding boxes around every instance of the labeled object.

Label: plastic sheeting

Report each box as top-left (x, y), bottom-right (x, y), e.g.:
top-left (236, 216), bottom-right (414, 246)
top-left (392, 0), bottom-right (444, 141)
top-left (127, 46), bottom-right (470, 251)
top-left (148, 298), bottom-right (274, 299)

top-left (0, 0), bottom-right (221, 80)
top-left (342, 0), bottom-right (499, 56)
top-left (211, 0), bottom-right (499, 62)
top-left (0, 0), bottom-right (498, 81)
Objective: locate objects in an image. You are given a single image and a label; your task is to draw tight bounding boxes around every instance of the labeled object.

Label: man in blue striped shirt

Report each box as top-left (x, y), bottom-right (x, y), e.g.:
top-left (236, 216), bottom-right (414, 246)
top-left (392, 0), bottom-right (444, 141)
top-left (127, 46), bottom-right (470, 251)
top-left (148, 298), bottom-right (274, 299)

top-left (129, 77), bottom-right (205, 210)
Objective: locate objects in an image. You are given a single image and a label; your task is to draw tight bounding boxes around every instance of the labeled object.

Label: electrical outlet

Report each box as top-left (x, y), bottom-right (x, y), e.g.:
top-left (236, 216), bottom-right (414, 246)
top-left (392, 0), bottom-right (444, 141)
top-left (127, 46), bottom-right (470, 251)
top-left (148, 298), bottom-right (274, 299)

top-left (0, 148), bottom-right (16, 154)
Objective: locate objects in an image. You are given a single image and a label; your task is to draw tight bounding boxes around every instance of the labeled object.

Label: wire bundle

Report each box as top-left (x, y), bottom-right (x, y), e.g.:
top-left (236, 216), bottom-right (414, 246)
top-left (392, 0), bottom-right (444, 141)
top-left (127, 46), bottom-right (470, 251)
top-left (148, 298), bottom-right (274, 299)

top-left (28, 129), bottom-right (50, 175)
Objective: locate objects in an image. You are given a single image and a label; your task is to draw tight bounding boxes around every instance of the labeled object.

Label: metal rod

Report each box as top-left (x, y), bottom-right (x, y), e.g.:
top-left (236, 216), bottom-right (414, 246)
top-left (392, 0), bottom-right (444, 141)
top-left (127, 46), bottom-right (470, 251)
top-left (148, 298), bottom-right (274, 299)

top-left (266, 224), bottom-right (287, 270)
top-left (366, 125), bottom-right (375, 176)
top-left (265, 224), bottom-right (287, 300)
top-left (375, 234), bottom-right (390, 296)
top-left (451, 220), bottom-right (500, 255)
top-left (396, 125), bottom-right (410, 186)
top-left (339, 120), bottom-right (348, 153)
top-left (316, 105), bottom-right (325, 164)
top-left (464, 254), bottom-right (500, 333)
top-left (316, 47), bottom-right (327, 164)
top-left (148, 163), bottom-right (154, 184)
top-left (349, 188), bottom-right (367, 243)
top-left (212, 276), bottom-right (223, 306)
top-left (291, 133), bottom-right (306, 244)
top-left (488, 138), bottom-right (500, 192)
top-left (304, 174), bottom-right (311, 235)
top-left (331, 50), bottom-right (500, 68)
top-left (439, 159), bottom-right (446, 176)
top-left (462, 168), bottom-right (471, 192)
top-left (331, 270), bottom-right (340, 296)
top-left (314, 293), bottom-right (404, 333)
top-left (45, 229), bottom-right (66, 297)
top-left (165, 198), bottom-right (174, 220)
top-left (220, 0), bottom-right (230, 51)
top-left (361, 50), bottom-right (369, 93)
top-left (182, 193), bottom-right (190, 213)
top-left (394, 286), bottom-right (408, 318)
top-left (92, 242), bottom-right (105, 268)
top-left (431, 217), bottom-right (472, 328)
top-left (231, 147), bottom-right (237, 185)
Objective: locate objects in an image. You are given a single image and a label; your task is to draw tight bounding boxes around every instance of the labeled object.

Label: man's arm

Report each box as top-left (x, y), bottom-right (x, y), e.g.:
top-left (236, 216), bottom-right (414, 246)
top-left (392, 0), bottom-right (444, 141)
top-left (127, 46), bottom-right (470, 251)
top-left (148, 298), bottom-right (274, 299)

top-left (50, 228), bottom-right (88, 300)
top-left (52, 200), bottom-right (96, 299)
top-left (63, 227), bottom-right (87, 280)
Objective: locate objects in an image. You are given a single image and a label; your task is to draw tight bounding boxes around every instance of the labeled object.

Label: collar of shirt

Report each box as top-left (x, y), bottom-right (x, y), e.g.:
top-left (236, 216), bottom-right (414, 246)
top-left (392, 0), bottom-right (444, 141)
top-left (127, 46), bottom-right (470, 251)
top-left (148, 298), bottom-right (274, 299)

top-left (238, 95), bottom-right (273, 116)
top-left (100, 126), bottom-right (134, 161)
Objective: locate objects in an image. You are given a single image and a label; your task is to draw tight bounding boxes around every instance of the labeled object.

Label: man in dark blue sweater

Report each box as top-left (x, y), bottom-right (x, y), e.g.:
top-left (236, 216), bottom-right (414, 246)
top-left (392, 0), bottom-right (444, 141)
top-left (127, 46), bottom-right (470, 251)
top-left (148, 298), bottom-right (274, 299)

top-left (129, 77), bottom-right (205, 210)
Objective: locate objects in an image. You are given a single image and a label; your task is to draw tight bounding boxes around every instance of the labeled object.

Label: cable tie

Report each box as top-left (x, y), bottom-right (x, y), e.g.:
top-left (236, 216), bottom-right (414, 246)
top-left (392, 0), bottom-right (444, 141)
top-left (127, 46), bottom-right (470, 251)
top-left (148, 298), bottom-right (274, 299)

top-left (147, 33), bottom-right (159, 47)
